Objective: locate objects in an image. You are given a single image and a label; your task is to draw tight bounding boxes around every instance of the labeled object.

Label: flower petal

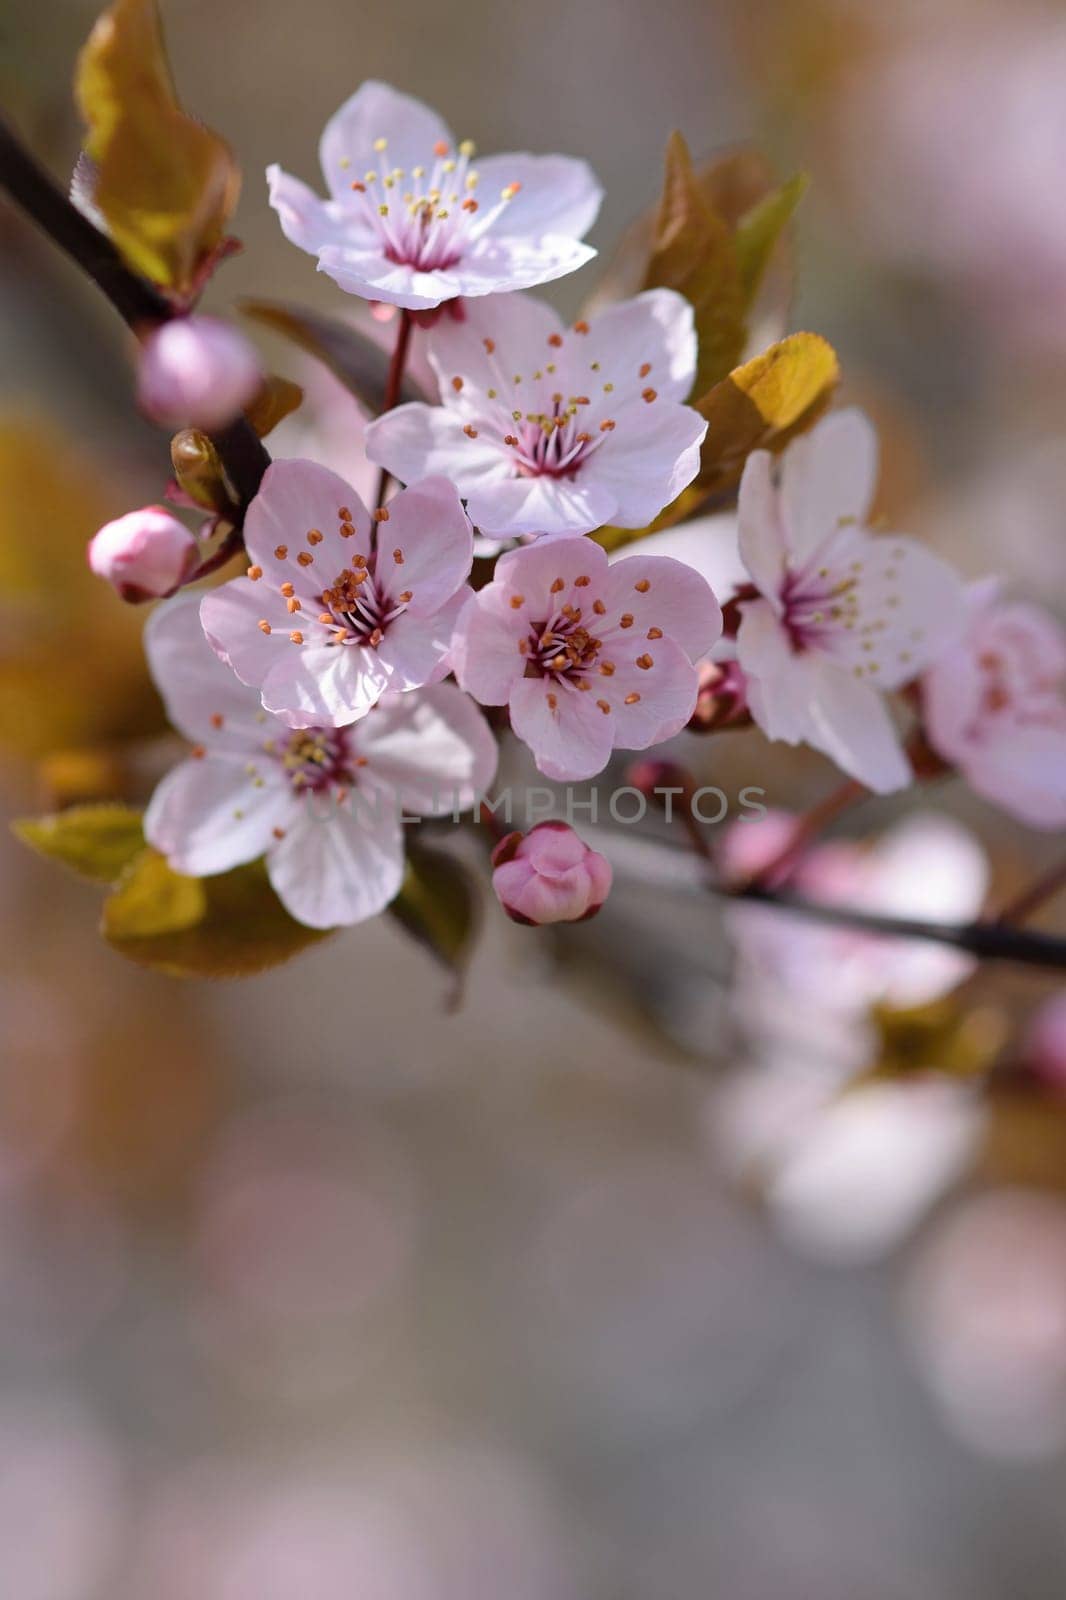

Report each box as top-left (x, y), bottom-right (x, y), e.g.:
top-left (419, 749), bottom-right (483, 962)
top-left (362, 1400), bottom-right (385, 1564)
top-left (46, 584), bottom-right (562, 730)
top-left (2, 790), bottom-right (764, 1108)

top-left (780, 407), bottom-right (880, 566)
top-left (364, 404), bottom-right (511, 495)
top-left (243, 458), bottom-right (373, 588)
top-left (831, 535), bottom-right (965, 686)
top-left (466, 471), bottom-right (617, 539)
top-left (199, 578), bottom-right (295, 691)
top-left (267, 783), bottom-right (404, 927)
top-left (963, 726), bottom-right (1066, 830)
top-left (602, 553), bottom-right (722, 662)
top-left (315, 246), bottom-right (466, 310)
top-left (424, 292), bottom-right (564, 392)
top-left (266, 165), bottom-right (357, 257)
top-left (354, 682), bottom-right (498, 815)
top-left (145, 755), bottom-right (293, 877)
top-left (375, 586), bottom-right (469, 690)
top-left (455, 234), bottom-right (598, 299)
top-left (599, 636), bottom-right (701, 748)
top-left (318, 81), bottom-right (452, 201)
top-left (587, 398), bottom-right (707, 528)
top-left (260, 643), bottom-right (390, 728)
top-left (738, 450), bottom-right (787, 604)
top-left (805, 660), bottom-right (912, 792)
top-left (451, 589), bottom-right (525, 706)
top-left (580, 289), bottom-right (698, 403)
top-left (472, 153), bottom-right (603, 240)
top-left (146, 593), bottom-right (265, 748)
top-left (736, 598), bottom-right (811, 742)
top-left (509, 676), bottom-right (614, 782)
top-left (374, 477), bottom-right (472, 613)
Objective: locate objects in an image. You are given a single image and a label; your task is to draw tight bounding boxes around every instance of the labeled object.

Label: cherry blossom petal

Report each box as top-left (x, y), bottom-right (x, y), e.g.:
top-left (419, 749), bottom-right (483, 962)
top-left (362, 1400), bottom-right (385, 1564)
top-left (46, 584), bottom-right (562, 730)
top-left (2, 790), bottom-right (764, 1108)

top-left (780, 407), bottom-right (880, 565)
top-left (737, 450), bottom-right (787, 604)
top-left (266, 786), bottom-right (405, 928)
top-left (266, 166), bottom-right (356, 256)
top-left (472, 153), bottom-right (603, 239)
top-left (375, 588), bottom-right (469, 690)
top-left (243, 459), bottom-right (373, 586)
top-left (424, 292), bottom-right (564, 391)
top-left (805, 660), bottom-right (912, 792)
top-left (621, 513), bottom-right (748, 613)
top-left (579, 289), bottom-right (698, 403)
top-left (465, 471), bottom-right (618, 538)
top-left (454, 235), bottom-right (598, 298)
top-left (364, 404), bottom-right (511, 494)
top-left (354, 683), bottom-right (498, 815)
top-left (921, 639), bottom-right (984, 758)
top-left (451, 591), bottom-right (525, 705)
top-left (314, 246), bottom-right (471, 311)
top-left (145, 756), bottom-right (294, 876)
top-left (318, 81), bottom-right (452, 201)
top-left (736, 599), bottom-right (813, 741)
top-left (964, 726), bottom-right (1066, 829)
top-left (832, 537), bottom-right (966, 686)
top-left (145, 594), bottom-right (265, 748)
top-left (494, 535), bottom-right (610, 600)
top-left (200, 578), bottom-right (296, 690)
top-left (260, 644), bottom-right (390, 728)
top-left (589, 398), bottom-right (707, 527)
top-left (373, 477), bottom-right (473, 613)
top-left (509, 677), bottom-right (614, 782)
top-left (600, 636), bottom-right (701, 748)
top-left (602, 553), bottom-right (721, 662)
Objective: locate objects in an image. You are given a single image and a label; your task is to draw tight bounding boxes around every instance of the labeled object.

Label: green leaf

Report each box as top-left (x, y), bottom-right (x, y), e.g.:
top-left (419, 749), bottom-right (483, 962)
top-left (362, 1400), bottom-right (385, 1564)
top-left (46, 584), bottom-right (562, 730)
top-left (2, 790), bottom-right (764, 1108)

top-left (13, 803), bottom-right (146, 884)
top-left (733, 172), bottom-right (809, 310)
top-left (695, 331), bottom-right (840, 494)
top-left (75, 0), bottom-right (240, 293)
top-left (102, 852), bottom-right (333, 978)
top-left (241, 300), bottom-right (425, 415)
top-left (390, 844), bottom-right (479, 998)
top-left (642, 132), bottom-right (746, 397)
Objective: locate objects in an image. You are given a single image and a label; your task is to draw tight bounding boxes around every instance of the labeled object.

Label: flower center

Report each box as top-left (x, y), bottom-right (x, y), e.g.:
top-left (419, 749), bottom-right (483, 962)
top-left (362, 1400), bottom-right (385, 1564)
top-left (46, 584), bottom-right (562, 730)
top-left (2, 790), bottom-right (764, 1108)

top-left (277, 728), bottom-right (358, 794)
top-left (337, 137), bottom-right (521, 271)
top-left (523, 606), bottom-right (604, 688)
top-left (319, 556), bottom-right (408, 649)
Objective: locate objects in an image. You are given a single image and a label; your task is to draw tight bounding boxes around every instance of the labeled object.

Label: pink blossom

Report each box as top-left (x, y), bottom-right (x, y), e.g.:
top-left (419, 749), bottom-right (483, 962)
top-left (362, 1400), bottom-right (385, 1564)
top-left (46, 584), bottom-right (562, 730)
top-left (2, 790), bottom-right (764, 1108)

top-left (267, 80), bottom-right (601, 311)
top-left (451, 537), bottom-right (721, 781)
top-left (144, 595), bottom-right (497, 928)
top-left (734, 408), bottom-right (965, 792)
top-left (137, 317), bottom-right (262, 431)
top-left (364, 290), bottom-right (707, 538)
top-left (922, 578), bottom-right (1066, 829)
top-left (87, 506), bottom-right (197, 601)
top-left (200, 461), bottom-right (473, 729)
top-left (491, 822), bottom-right (612, 924)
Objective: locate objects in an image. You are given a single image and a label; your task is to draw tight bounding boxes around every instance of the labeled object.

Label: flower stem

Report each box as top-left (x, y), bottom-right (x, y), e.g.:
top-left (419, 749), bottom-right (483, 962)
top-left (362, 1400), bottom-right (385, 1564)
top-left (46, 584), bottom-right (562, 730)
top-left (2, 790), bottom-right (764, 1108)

top-left (0, 112), bottom-right (270, 523)
top-left (747, 777), bottom-right (867, 888)
top-left (997, 856), bottom-right (1066, 928)
top-left (372, 309), bottom-right (414, 510)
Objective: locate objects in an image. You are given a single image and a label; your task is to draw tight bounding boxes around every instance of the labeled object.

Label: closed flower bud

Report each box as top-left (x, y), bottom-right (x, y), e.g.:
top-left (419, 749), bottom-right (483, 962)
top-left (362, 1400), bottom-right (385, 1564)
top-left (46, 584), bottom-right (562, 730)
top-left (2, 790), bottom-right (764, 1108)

top-left (88, 507), bottom-right (197, 602)
top-left (491, 821), bottom-right (612, 926)
top-left (137, 317), bottom-right (262, 431)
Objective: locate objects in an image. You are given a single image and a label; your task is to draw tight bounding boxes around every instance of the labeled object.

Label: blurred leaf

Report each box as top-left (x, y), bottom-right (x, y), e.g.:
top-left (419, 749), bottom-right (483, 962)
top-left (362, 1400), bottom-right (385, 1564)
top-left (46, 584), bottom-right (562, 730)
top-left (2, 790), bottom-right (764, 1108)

top-left (75, 0), bottom-right (240, 293)
top-left (244, 375), bottom-right (304, 439)
top-left (0, 420), bottom-right (164, 760)
top-left (695, 332), bottom-right (840, 493)
top-left (170, 428), bottom-right (231, 512)
top-left (38, 746), bottom-right (133, 807)
top-left (13, 802), bottom-right (146, 884)
top-left (642, 132), bottom-right (746, 397)
top-left (241, 299), bottom-right (424, 415)
top-left (103, 853), bottom-right (332, 977)
top-left (390, 844), bottom-right (479, 995)
top-left (733, 173), bottom-right (808, 309)
top-left (864, 998), bottom-right (1008, 1084)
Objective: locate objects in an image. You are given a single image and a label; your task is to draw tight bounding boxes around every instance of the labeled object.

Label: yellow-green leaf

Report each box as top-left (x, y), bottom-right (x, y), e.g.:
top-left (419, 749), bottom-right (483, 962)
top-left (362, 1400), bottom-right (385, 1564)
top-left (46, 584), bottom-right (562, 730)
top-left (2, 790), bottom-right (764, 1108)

top-left (733, 173), bottom-right (808, 310)
top-left (13, 803), bottom-right (146, 884)
top-left (102, 853), bottom-right (332, 977)
top-left (241, 300), bottom-right (425, 415)
top-left (642, 132), bottom-right (746, 397)
top-left (75, 0), bottom-right (240, 293)
top-left (390, 845), bottom-right (479, 996)
top-left (695, 332), bottom-right (840, 494)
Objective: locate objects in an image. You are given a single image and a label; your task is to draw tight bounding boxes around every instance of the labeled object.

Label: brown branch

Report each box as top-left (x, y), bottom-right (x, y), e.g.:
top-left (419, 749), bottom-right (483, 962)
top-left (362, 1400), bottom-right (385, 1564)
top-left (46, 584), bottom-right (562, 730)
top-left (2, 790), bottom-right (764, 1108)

top-left (0, 113), bottom-right (269, 522)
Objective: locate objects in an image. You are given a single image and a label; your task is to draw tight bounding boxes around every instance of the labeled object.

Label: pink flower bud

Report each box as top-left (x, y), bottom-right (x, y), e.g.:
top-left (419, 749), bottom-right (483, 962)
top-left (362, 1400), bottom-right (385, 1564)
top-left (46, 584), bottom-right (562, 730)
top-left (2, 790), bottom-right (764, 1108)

top-left (491, 821), bottom-right (612, 925)
top-left (88, 507), bottom-right (197, 602)
top-left (137, 317), bottom-right (262, 431)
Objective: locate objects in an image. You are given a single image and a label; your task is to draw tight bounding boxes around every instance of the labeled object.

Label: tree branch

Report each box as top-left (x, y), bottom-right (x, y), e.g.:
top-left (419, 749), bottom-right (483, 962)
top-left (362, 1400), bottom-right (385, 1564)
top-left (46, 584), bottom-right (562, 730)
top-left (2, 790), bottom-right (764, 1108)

top-left (0, 113), bottom-right (269, 520)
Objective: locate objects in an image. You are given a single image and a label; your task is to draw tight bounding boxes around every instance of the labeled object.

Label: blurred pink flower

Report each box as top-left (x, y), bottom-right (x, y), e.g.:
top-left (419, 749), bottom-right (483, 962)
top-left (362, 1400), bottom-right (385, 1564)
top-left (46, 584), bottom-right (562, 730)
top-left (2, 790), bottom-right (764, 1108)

top-left (365, 290), bottom-right (707, 538)
top-left (452, 537), bottom-right (720, 781)
top-left (88, 506), bottom-right (197, 602)
top-left (145, 594), bottom-right (496, 928)
top-left (491, 822), bottom-right (612, 925)
top-left (200, 462), bottom-right (473, 728)
top-left (268, 79), bottom-right (601, 310)
top-left (922, 578), bottom-right (1066, 829)
top-left (138, 317), bottom-right (262, 431)
top-left (735, 409), bottom-right (964, 792)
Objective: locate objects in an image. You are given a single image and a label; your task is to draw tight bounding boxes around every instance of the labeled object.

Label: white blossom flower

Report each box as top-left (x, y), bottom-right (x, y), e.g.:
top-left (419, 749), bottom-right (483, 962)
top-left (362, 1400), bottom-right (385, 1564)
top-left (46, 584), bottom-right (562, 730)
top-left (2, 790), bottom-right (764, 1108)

top-left (144, 594), bottom-right (496, 928)
top-left (365, 290), bottom-right (707, 537)
top-left (734, 407), bottom-right (966, 792)
top-left (267, 80), bottom-right (602, 310)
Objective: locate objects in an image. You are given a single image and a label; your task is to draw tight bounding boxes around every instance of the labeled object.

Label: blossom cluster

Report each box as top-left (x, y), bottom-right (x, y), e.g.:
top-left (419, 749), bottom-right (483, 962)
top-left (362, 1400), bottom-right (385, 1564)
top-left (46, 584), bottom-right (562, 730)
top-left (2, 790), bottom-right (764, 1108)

top-left (86, 81), bottom-right (1066, 933)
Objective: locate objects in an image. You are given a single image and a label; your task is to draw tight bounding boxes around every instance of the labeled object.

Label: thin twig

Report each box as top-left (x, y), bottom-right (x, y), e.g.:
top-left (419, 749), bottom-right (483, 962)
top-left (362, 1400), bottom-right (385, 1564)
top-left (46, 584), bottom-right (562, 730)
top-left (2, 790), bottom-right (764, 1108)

top-left (997, 856), bottom-right (1066, 928)
top-left (372, 308), bottom-right (414, 510)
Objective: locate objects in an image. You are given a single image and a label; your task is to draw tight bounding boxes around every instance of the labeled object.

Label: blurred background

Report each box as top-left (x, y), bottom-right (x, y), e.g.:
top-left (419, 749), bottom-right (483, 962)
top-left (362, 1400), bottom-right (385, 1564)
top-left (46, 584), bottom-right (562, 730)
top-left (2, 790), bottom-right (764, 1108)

top-left (2, 0), bottom-right (1066, 1594)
